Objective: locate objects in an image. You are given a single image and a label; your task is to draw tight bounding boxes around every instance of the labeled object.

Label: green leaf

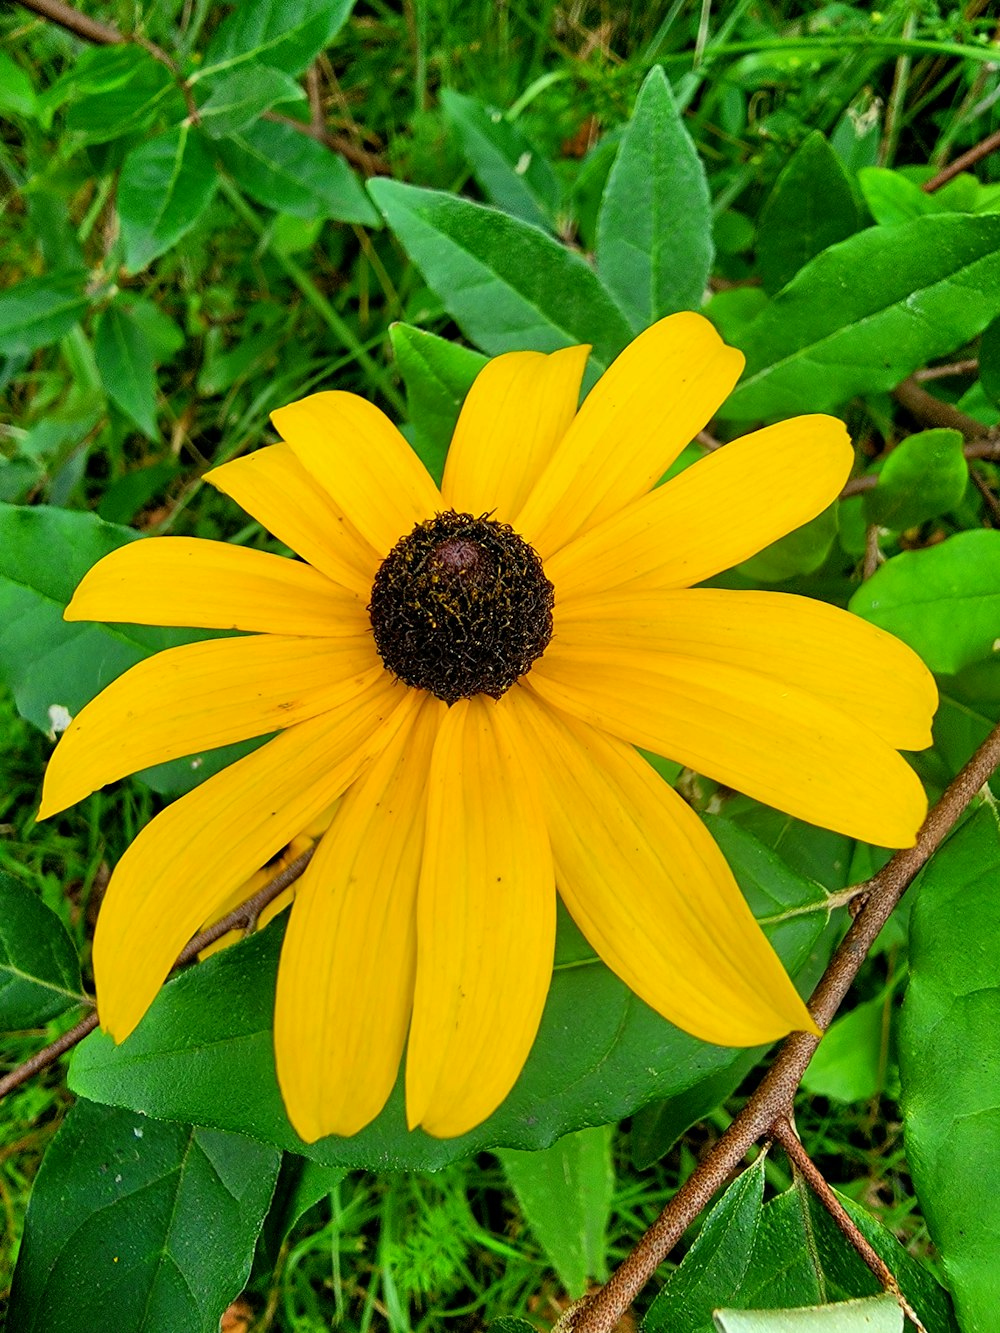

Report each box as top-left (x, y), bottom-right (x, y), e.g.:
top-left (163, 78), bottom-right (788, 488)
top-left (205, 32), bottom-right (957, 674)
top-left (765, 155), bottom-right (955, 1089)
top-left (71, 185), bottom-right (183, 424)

top-left (63, 48), bottom-right (176, 143)
top-left (978, 311), bottom-right (1000, 409)
top-left (643, 1157), bottom-right (766, 1331)
top-left (7, 1099), bottom-right (280, 1333)
top-left (858, 167), bottom-right (935, 227)
top-left (848, 529), bottom-right (1000, 674)
top-left (219, 119), bottom-right (378, 224)
top-left (441, 89), bottom-right (560, 231)
top-left (645, 1170), bottom-right (956, 1332)
top-left (900, 806), bottom-right (1000, 1331)
top-left (93, 303), bottom-right (159, 438)
top-left (68, 817), bottom-right (831, 1171)
top-left (369, 179), bottom-right (633, 370)
top-left (800, 997), bottom-right (884, 1103)
top-left (118, 125), bottom-right (219, 272)
top-left (197, 65), bottom-right (306, 139)
top-left (862, 428), bottom-right (967, 529)
top-left (712, 1297), bottom-right (903, 1333)
top-left (722, 215), bottom-right (1000, 420)
top-left (389, 323), bottom-right (487, 483)
top-left (757, 132), bottom-right (858, 295)
top-left (738, 504), bottom-right (839, 583)
top-left (0, 51), bottom-right (37, 118)
top-left (0, 869), bottom-right (84, 1027)
top-left (200, 0), bottom-right (356, 78)
top-left (596, 66), bottom-right (713, 328)
top-left (0, 273), bottom-right (88, 357)
top-left (0, 504), bottom-right (258, 796)
top-left (497, 1125), bottom-right (612, 1298)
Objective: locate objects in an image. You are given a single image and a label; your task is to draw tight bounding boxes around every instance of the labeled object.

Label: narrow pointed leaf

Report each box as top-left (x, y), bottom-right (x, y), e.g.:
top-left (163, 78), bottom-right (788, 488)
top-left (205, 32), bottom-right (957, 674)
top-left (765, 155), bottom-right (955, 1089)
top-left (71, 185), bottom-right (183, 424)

top-left (200, 0), bottom-right (356, 78)
top-left (93, 303), bottom-right (158, 437)
top-left (596, 66), bottom-right (713, 328)
top-left (118, 125), bottom-right (218, 272)
top-left (0, 870), bottom-right (84, 1027)
top-left (0, 273), bottom-right (88, 356)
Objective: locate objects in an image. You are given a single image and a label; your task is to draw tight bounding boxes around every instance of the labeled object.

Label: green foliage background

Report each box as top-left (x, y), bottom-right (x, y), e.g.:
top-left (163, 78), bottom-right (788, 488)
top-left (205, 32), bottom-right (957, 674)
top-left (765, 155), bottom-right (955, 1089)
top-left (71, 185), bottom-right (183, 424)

top-left (2, 1), bottom-right (1000, 1330)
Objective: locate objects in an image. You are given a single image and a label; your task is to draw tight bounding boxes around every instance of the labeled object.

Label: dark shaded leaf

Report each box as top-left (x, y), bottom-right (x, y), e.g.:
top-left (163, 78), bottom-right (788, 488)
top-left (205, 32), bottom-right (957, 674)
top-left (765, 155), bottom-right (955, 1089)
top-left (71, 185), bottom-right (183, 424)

top-left (197, 65), bottom-right (306, 139)
top-left (7, 1099), bottom-right (280, 1333)
top-left (0, 273), bottom-right (88, 357)
top-left (0, 869), bottom-right (84, 1028)
top-left (118, 125), bottom-right (219, 272)
top-left (93, 303), bottom-right (159, 438)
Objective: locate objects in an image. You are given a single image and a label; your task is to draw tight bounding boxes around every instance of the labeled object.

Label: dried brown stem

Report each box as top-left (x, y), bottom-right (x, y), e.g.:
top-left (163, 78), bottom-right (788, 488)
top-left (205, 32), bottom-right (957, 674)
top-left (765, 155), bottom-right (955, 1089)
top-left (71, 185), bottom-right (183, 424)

top-left (893, 377), bottom-right (998, 444)
top-left (923, 126), bottom-right (1000, 192)
top-left (913, 359), bottom-right (979, 382)
top-left (13, 0), bottom-right (123, 45)
top-left (571, 719), bottom-right (1000, 1333)
top-left (0, 846), bottom-right (314, 1103)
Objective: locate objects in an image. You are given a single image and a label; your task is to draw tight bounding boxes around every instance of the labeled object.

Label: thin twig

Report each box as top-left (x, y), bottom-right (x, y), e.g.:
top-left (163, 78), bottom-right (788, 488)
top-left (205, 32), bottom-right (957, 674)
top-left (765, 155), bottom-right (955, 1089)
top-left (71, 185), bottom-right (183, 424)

top-left (863, 523), bottom-right (882, 578)
top-left (571, 719), bottom-right (1000, 1333)
top-left (13, 0), bottom-right (122, 45)
top-left (0, 846), bottom-right (314, 1103)
top-left (772, 1121), bottom-right (927, 1333)
top-left (923, 126), bottom-right (1000, 192)
top-left (892, 376), bottom-right (998, 443)
top-left (969, 465), bottom-right (1000, 526)
top-left (913, 359), bottom-right (979, 382)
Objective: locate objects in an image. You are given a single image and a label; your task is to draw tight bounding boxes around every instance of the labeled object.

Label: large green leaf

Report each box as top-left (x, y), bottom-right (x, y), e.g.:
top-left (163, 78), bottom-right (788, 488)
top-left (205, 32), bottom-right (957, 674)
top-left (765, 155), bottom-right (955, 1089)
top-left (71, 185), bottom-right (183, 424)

top-left (596, 66), bottom-right (713, 329)
top-left (69, 818), bottom-right (833, 1170)
top-left (722, 214), bottom-right (1000, 420)
top-left (848, 529), bottom-right (1000, 674)
top-left (441, 89), bottom-right (560, 231)
top-left (497, 1125), bottom-right (612, 1299)
top-left (389, 323), bottom-right (487, 483)
top-left (118, 125), bottom-right (219, 273)
top-left (63, 47), bottom-right (176, 143)
top-left (756, 132), bottom-right (858, 295)
top-left (7, 1099), bottom-right (280, 1333)
top-left (645, 1172), bottom-right (956, 1331)
top-left (0, 273), bottom-right (88, 357)
top-left (369, 179), bottom-right (634, 370)
top-left (200, 0), bottom-right (355, 78)
top-left (0, 504), bottom-right (258, 796)
top-left (93, 303), bottom-right (158, 438)
top-left (900, 807), bottom-right (1000, 1331)
top-left (712, 1298), bottom-right (903, 1332)
top-left (0, 869), bottom-right (84, 1028)
top-left (197, 65), bottom-right (306, 139)
top-left (218, 119), bottom-right (378, 224)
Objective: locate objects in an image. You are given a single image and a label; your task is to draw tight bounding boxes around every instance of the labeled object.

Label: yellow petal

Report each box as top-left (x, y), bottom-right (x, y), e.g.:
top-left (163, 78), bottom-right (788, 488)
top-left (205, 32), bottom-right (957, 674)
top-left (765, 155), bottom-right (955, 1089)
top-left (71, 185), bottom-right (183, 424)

top-left (441, 345), bottom-right (590, 523)
top-left (553, 588), bottom-right (937, 751)
top-left (93, 673), bottom-right (417, 1043)
top-left (205, 444), bottom-right (381, 597)
top-left (507, 687), bottom-right (817, 1044)
top-left (406, 695), bottom-right (555, 1137)
top-left (66, 537), bottom-right (368, 636)
top-left (39, 633), bottom-right (384, 819)
top-left (547, 415), bottom-right (853, 600)
top-left (528, 649), bottom-right (927, 847)
top-left (275, 694), bottom-right (446, 1142)
top-left (514, 313), bottom-right (744, 557)
top-left (271, 391), bottom-right (442, 557)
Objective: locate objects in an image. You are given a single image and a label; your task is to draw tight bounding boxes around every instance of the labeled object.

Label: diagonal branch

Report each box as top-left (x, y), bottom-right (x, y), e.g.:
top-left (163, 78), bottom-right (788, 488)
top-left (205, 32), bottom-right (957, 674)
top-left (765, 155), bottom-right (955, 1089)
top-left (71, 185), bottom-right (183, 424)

top-left (570, 718), bottom-right (1000, 1333)
top-left (0, 845), bottom-right (314, 1102)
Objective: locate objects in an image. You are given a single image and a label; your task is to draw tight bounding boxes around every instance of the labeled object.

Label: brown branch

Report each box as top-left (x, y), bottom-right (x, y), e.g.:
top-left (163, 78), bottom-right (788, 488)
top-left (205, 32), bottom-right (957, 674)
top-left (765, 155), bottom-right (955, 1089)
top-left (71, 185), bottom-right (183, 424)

top-left (12, 0), bottom-right (123, 45)
top-left (571, 719), bottom-right (1000, 1333)
top-left (892, 376), bottom-right (998, 443)
top-left (923, 126), bottom-right (1000, 192)
top-left (0, 845), bottom-right (314, 1103)
top-left (970, 465), bottom-right (1000, 526)
top-left (772, 1121), bottom-right (927, 1332)
top-left (913, 359), bottom-right (979, 382)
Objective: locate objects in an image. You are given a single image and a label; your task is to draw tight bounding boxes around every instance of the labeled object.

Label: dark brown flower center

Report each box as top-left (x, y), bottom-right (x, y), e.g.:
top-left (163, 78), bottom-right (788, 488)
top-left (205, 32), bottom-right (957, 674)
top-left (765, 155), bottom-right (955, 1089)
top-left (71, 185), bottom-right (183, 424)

top-left (368, 511), bottom-right (554, 704)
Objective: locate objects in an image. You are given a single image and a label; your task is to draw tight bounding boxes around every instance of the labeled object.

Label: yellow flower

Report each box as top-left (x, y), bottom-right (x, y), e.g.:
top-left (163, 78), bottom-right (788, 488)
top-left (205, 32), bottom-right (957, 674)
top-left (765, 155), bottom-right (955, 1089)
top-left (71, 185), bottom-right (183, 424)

top-left (39, 313), bottom-right (936, 1143)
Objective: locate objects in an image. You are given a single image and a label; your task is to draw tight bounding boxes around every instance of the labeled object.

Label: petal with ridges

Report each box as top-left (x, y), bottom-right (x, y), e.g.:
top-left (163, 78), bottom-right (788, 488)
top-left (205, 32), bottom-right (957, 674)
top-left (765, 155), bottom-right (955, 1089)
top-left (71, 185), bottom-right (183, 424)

top-left (66, 537), bottom-right (369, 636)
top-left (272, 391), bottom-right (442, 557)
top-left (39, 633), bottom-right (384, 819)
top-left (552, 588), bottom-right (937, 751)
top-left (507, 687), bottom-right (817, 1044)
top-left (528, 651), bottom-right (927, 847)
top-left (93, 673), bottom-right (417, 1044)
top-left (546, 415), bottom-right (853, 599)
top-left (406, 696), bottom-right (555, 1137)
top-left (275, 694), bottom-right (446, 1142)
top-left (205, 444), bottom-right (380, 596)
top-left (442, 345), bottom-right (590, 523)
top-left (515, 313), bottom-right (744, 557)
